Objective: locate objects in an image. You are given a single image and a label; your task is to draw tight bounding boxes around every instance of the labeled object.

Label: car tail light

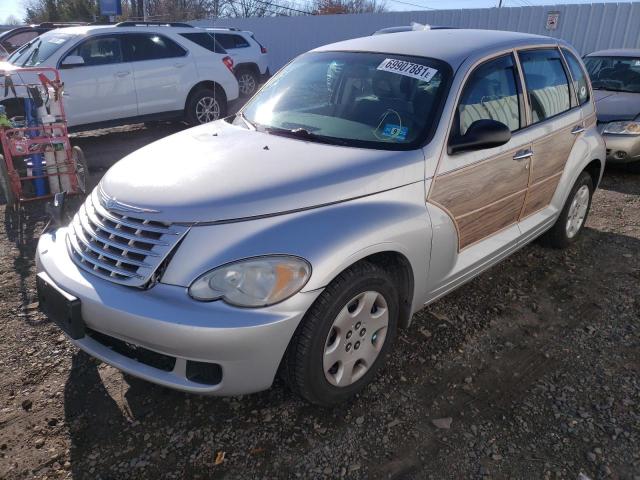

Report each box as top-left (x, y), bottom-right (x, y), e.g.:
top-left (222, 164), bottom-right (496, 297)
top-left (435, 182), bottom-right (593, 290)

top-left (222, 56), bottom-right (234, 72)
top-left (260, 46), bottom-right (267, 54)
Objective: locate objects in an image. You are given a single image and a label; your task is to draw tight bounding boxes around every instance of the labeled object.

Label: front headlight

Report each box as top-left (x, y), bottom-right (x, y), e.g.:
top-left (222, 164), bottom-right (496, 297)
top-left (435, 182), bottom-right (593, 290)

top-left (189, 256), bottom-right (311, 307)
top-left (603, 121), bottom-right (640, 135)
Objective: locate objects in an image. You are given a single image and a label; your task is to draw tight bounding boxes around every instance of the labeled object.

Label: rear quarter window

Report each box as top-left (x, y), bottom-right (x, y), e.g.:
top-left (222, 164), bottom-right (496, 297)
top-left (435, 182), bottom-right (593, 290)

top-left (180, 32), bottom-right (226, 54)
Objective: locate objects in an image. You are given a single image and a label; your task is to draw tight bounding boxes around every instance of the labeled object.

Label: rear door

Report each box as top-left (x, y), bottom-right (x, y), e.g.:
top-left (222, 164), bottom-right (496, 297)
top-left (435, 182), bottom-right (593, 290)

top-left (516, 48), bottom-right (583, 223)
top-left (59, 34), bottom-right (137, 126)
top-left (123, 33), bottom-right (195, 115)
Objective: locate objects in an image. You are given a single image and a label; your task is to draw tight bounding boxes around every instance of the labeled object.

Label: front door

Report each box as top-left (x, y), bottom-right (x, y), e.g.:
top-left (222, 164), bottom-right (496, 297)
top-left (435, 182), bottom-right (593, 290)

top-left (429, 54), bottom-right (530, 251)
top-left (60, 35), bottom-right (137, 127)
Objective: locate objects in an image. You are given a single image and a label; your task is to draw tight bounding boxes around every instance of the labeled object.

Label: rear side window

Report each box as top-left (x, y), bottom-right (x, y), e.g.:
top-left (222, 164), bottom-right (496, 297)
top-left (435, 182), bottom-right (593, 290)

top-left (66, 36), bottom-right (123, 66)
top-left (213, 33), bottom-right (250, 49)
top-left (519, 48), bottom-right (571, 123)
top-left (457, 54), bottom-right (521, 135)
top-left (180, 32), bottom-right (226, 54)
top-left (562, 48), bottom-right (590, 105)
top-left (124, 33), bottom-right (186, 61)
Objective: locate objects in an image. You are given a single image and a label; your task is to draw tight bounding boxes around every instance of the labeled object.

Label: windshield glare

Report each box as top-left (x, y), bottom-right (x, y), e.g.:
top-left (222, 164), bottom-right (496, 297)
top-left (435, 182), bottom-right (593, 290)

top-left (7, 32), bottom-right (75, 67)
top-left (240, 51), bottom-right (451, 149)
top-left (584, 56), bottom-right (640, 93)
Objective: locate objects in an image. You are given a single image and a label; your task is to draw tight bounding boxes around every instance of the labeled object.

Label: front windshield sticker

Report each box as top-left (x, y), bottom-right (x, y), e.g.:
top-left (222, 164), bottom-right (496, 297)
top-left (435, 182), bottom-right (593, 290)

top-left (382, 124), bottom-right (408, 140)
top-left (48, 38), bottom-right (67, 44)
top-left (633, 60), bottom-right (640, 67)
top-left (377, 58), bottom-right (438, 82)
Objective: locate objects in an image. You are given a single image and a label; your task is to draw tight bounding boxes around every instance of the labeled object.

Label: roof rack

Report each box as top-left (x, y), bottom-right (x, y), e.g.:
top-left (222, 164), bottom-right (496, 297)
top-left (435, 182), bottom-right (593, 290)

top-left (205, 27), bottom-right (242, 31)
top-left (115, 21), bottom-right (193, 28)
top-left (36, 22), bottom-right (90, 27)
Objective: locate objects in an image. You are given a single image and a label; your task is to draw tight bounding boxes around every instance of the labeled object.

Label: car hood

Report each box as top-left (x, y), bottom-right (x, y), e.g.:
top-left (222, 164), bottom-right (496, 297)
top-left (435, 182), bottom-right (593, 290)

top-left (99, 121), bottom-right (425, 224)
top-left (593, 89), bottom-right (640, 123)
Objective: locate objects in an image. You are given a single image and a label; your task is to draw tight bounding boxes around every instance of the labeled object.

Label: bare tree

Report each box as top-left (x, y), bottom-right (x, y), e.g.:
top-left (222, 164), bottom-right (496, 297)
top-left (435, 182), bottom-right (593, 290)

top-left (312, 0), bottom-right (386, 14)
top-left (220, 0), bottom-right (301, 18)
top-left (4, 15), bottom-right (21, 25)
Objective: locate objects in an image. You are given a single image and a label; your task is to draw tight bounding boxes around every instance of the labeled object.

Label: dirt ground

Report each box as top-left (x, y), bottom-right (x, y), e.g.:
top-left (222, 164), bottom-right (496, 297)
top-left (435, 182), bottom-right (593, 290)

top-left (0, 124), bottom-right (638, 480)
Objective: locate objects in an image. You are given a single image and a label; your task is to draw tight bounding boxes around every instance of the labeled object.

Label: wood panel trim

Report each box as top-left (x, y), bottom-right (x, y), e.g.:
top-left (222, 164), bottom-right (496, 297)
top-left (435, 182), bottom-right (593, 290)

top-left (521, 171), bottom-right (563, 219)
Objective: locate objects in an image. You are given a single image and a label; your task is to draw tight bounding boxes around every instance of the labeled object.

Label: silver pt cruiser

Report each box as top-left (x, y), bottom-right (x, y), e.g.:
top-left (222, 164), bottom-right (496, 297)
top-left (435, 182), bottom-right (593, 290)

top-left (36, 30), bottom-right (605, 405)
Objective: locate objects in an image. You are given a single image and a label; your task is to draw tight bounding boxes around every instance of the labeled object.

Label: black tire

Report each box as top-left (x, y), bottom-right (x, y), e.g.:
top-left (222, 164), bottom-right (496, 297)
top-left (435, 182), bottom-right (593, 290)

top-left (540, 171), bottom-right (593, 249)
top-left (0, 154), bottom-right (16, 207)
top-left (283, 261), bottom-right (399, 406)
top-left (236, 68), bottom-right (259, 97)
top-left (184, 87), bottom-right (227, 125)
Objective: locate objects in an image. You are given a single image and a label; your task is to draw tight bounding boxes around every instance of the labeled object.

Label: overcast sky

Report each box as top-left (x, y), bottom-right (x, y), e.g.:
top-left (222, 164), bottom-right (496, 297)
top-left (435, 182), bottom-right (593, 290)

top-left (2, 0), bottom-right (638, 23)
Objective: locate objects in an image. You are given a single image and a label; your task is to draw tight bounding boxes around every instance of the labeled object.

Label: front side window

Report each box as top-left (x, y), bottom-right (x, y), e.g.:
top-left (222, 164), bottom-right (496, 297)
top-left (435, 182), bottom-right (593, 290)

top-left (584, 55), bottom-right (640, 94)
top-left (457, 54), bottom-right (521, 136)
top-left (562, 48), bottom-right (590, 105)
top-left (66, 36), bottom-right (123, 66)
top-left (124, 34), bottom-right (186, 61)
top-left (7, 31), bottom-right (76, 67)
top-left (239, 51), bottom-right (451, 150)
top-left (519, 48), bottom-right (571, 123)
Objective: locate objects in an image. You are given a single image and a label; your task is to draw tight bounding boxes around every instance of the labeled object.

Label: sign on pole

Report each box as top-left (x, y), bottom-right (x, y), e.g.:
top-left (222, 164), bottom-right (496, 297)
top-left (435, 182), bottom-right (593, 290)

top-left (545, 11), bottom-right (560, 31)
top-left (99, 0), bottom-right (122, 16)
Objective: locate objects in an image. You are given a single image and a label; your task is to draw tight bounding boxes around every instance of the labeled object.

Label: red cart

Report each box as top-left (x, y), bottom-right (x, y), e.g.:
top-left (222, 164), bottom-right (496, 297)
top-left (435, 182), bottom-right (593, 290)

top-left (0, 66), bottom-right (87, 209)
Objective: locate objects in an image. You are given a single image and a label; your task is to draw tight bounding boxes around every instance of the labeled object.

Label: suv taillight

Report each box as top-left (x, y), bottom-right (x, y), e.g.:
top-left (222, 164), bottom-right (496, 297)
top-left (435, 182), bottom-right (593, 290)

top-left (222, 56), bottom-right (234, 72)
top-left (260, 46), bottom-right (267, 54)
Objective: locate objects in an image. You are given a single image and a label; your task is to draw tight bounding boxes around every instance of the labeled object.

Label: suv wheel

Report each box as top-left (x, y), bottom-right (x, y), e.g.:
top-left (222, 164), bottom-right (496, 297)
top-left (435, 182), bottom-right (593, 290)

top-left (185, 88), bottom-right (226, 125)
top-left (541, 171), bottom-right (593, 249)
top-left (236, 69), bottom-right (258, 97)
top-left (283, 261), bottom-right (399, 406)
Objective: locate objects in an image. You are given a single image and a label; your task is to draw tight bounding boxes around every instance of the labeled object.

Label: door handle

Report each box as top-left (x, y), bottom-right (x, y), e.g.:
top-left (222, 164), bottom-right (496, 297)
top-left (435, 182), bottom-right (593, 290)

top-left (174, 63), bottom-right (185, 69)
top-left (571, 124), bottom-right (585, 134)
top-left (513, 149), bottom-right (533, 161)
top-left (115, 71), bottom-right (131, 77)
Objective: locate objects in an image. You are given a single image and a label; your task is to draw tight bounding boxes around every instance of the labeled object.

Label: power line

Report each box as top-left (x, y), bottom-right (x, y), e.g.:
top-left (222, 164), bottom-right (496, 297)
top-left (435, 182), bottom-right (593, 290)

top-left (385, 0), bottom-right (437, 9)
top-left (228, 0), bottom-right (315, 15)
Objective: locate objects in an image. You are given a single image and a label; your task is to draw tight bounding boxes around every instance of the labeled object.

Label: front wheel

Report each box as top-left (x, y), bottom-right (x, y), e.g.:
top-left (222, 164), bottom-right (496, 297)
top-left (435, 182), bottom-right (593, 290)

top-left (283, 261), bottom-right (399, 406)
top-left (185, 88), bottom-right (226, 125)
top-left (540, 171), bottom-right (593, 249)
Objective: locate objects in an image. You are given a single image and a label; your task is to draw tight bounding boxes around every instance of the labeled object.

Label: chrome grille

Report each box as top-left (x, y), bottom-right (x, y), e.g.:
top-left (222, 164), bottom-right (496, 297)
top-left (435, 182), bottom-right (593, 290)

top-left (66, 188), bottom-right (189, 287)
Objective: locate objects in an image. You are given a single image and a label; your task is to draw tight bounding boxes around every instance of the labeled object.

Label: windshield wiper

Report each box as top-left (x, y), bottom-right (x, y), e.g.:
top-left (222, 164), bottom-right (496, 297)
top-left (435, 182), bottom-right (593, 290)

top-left (264, 126), bottom-right (349, 146)
top-left (236, 111), bottom-right (258, 130)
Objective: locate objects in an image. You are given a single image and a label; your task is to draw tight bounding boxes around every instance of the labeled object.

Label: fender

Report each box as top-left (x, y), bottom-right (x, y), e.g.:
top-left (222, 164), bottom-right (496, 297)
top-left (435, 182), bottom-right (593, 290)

top-left (161, 182), bottom-right (432, 314)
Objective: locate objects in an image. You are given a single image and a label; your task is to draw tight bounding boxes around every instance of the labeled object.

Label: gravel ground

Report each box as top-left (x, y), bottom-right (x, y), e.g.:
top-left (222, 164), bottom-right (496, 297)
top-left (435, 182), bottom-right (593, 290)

top-left (0, 128), bottom-right (638, 480)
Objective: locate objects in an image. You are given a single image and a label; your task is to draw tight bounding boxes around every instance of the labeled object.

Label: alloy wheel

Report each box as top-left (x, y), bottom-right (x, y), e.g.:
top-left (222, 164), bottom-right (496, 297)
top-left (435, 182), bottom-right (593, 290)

top-left (565, 184), bottom-right (590, 238)
top-left (195, 96), bottom-right (220, 123)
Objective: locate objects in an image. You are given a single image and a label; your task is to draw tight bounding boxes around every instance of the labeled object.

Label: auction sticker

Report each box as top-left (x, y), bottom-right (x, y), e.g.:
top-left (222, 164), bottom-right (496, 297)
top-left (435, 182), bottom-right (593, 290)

top-left (377, 58), bottom-right (438, 82)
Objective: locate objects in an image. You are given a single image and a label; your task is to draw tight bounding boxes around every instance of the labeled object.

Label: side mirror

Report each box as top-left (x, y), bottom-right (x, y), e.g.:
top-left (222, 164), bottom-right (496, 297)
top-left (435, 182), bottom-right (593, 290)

top-left (61, 55), bottom-right (85, 69)
top-left (448, 119), bottom-right (511, 155)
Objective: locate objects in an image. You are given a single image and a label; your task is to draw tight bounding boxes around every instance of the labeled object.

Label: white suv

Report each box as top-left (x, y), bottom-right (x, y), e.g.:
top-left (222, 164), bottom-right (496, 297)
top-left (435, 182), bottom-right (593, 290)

top-left (205, 28), bottom-right (270, 97)
top-left (3, 22), bottom-right (239, 130)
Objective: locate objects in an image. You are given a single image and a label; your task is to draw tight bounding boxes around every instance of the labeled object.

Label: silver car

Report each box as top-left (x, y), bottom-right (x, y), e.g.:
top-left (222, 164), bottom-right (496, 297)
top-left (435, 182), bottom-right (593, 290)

top-left (36, 29), bottom-right (605, 405)
top-left (584, 49), bottom-right (640, 170)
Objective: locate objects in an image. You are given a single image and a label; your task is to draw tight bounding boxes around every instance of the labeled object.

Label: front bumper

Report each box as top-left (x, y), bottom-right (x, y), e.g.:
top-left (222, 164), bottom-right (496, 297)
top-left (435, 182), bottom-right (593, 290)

top-left (602, 133), bottom-right (640, 164)
top-left (36, 227), bottom-right (321, 395)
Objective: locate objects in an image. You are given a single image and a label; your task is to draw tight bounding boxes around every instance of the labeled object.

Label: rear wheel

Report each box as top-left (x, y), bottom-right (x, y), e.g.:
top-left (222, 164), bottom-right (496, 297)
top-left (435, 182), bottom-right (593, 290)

top-left (0, 154), bottom-right (16, 207)
top-left (185, 88), bottom-right (226, 125)
top-left (540, 171), bottom-right (593, 249)
top-left (236, 69), bottom-right (258, 97)
top-left (283, 261), bottom-right (399, 406)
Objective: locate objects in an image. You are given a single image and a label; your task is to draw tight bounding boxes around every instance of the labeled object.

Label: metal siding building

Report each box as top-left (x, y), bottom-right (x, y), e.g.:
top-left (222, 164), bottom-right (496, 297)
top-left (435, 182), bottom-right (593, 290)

top-left (191, 2), bottom-right (640, 71)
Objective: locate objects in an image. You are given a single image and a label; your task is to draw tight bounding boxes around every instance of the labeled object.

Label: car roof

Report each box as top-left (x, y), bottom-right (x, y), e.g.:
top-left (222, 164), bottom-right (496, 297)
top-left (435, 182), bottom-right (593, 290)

top-left (313, 29), bottom-right (558, 69)
top-left (586, 49), bottom-right (640, 57)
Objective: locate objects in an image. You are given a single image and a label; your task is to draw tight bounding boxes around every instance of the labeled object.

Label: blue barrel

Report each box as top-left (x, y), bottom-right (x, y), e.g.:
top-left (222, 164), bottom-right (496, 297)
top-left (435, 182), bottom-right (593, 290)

top-left (24, 97), bottom-right (48, 196)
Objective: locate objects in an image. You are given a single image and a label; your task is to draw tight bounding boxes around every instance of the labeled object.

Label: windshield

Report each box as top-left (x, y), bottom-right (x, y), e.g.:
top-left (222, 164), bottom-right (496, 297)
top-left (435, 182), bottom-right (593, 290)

top-left (239, 51), bottom-right (451, 149)
top-left (584, 56), bottom-right (640, 93)
top-left (7, 32), bottom-right (75, 67)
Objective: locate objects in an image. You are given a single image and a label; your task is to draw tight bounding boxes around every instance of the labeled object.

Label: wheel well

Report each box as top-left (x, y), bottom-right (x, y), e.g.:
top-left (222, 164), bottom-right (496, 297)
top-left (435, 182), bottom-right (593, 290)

top-left (355, 252), bottom-right (415, 329)
top-left (235, 63), bottom-right (260, 75)
top-left (584, 159), bottom-right (603, 188)
top-left (185, 81), bottom-right (226, 109)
